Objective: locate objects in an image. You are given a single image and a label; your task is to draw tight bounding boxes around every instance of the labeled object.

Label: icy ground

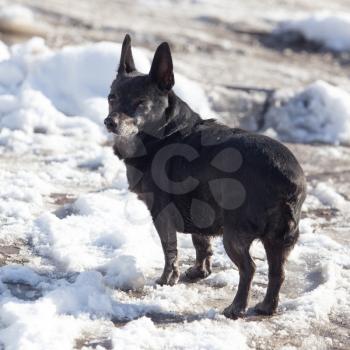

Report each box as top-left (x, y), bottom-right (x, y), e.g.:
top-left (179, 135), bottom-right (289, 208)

top-left (0, 1), bottom-right (350, 349)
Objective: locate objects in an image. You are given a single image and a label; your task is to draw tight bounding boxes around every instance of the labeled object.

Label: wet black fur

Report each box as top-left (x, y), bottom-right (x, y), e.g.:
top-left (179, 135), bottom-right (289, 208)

top-left (105, 34), bottom-right (307, 319)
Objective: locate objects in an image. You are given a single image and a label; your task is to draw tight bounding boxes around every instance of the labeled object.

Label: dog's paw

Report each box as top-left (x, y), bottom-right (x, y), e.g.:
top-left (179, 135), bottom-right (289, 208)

top-left (156, 270), bottom-right (179, 286)
top-left (184, 265), bottom-right (211, 282)
top-left (168, 271), bottom-right (180, 286)
top-left (253, 302), bottom-right (276, 316)
top-left (223, 302), bottom-right (246, 320)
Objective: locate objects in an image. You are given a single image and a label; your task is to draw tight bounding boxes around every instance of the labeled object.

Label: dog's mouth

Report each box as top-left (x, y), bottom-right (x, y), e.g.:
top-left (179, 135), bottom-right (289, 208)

top-left (104, 117), bottom-right (139, 137)
top-left (105, 124), bottom-right (118, 134)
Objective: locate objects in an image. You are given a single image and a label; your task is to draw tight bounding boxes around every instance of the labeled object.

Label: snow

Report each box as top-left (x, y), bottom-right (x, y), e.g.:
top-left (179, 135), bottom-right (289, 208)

top-left (0, 265), bottom-right (43, 286)
top-left (32, 190), bottom-right (161, 290)
top-left (311, 182), bottom-right (350, 211)
top-left (277, 12), bottom-right (350, 51)
top-left (0, 38), bottom-right (350, 349)
top-left (111, 317), bottom-right (247, 350)
top-left (0, 41), bottom-right (10, 61)
top-left (0, 5), bottom-right (35, 24)
top-left (264, 80), bottom-right (350, 145)
top-left (26, 41), bottom-right (150, 125)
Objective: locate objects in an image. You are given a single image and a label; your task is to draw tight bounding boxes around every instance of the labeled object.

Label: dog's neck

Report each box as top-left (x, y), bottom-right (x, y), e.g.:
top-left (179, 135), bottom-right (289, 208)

top-left (115, 91), bottom-right (203, 164)
top-left (161, 91), bottom-right (202, 139)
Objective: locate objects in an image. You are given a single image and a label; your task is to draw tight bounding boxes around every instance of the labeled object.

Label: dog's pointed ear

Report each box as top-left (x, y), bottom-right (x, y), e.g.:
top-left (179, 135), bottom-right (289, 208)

top-left (149, 42), bottom-right (174, 91)
top-left (118, 34), bottom-right (136, 75)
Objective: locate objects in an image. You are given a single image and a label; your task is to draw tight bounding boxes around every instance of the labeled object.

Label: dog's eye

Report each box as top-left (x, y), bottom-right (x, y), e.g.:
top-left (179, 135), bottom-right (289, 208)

top-left (108, 94), bottom-right (116, 102)
top-left (136, 100), bottom-right (146, 108)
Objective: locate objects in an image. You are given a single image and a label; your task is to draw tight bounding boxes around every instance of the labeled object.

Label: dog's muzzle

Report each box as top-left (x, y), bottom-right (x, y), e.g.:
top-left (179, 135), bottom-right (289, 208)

top-left (104, 114), bottom-right (139, 137)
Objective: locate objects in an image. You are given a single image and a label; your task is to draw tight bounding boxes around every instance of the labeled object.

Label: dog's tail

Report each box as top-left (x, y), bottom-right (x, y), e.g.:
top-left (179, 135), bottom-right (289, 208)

top-left (282, 187), bottom-right (306, 247)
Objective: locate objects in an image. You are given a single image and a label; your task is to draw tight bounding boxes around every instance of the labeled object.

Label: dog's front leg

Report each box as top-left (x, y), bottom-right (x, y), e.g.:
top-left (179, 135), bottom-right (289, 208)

top-left (153, 208), bottom-right (179, 286)
top-left (156, 228), bottom-right (179, 286)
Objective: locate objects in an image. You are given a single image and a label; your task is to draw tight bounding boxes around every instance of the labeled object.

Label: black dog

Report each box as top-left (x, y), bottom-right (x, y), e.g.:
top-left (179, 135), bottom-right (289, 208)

top-left (104, 34), bottom-right (306, 319)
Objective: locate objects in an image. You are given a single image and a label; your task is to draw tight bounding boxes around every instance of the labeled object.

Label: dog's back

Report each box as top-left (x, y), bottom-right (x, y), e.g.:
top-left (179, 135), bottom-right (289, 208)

top-left (152, 119), bottom-right (306, 242)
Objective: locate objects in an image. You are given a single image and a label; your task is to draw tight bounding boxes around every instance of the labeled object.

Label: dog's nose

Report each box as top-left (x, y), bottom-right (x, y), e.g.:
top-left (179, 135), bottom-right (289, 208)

top-left (104, 117), bottom-right (116, 129)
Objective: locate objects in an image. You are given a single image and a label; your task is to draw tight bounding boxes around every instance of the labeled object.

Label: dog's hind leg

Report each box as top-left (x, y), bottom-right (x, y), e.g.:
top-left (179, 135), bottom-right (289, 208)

top-left (222, 229), bottom-right (255, 319)
top-left (254, 233), bottom-right (297, 315)
top-left (185, 234), bottom-right (213, 281)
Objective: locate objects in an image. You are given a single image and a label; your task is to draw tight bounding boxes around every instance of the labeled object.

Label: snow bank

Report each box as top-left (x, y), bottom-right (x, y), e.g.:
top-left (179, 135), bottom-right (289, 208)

top-left (277, 12), bottom-right (350, 51)
top-left (27, 42), bottom-right (150, 125)
top-left (0, 38), bottom-right (214, 153)
top-left (0, 39), bottom-right (105, 153)
top-left (264, 80), bottom-right (350, 145)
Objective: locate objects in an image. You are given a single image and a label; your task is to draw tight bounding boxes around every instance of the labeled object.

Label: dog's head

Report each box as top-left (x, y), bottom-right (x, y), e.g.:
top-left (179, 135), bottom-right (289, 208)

top-left (104, 34), bottom-right (175, 138)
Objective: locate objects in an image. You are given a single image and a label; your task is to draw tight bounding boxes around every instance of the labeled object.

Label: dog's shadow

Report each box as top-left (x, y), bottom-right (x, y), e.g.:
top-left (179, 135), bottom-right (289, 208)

top-left (139, 311), bottom-right (213, 325)
top-left (110, 290), bottom-right (275, 327)
top-left (111, 309), bottom-right (274, 327)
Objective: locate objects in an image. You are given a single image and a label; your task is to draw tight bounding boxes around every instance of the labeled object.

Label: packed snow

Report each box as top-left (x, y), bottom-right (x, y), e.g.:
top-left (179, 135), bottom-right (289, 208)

top-left (276, 12), bottom-right (350, 52)
top-left (0, 37), bottom-right (350, 349)
top-left (264, 80), bottom-right (350, 145)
